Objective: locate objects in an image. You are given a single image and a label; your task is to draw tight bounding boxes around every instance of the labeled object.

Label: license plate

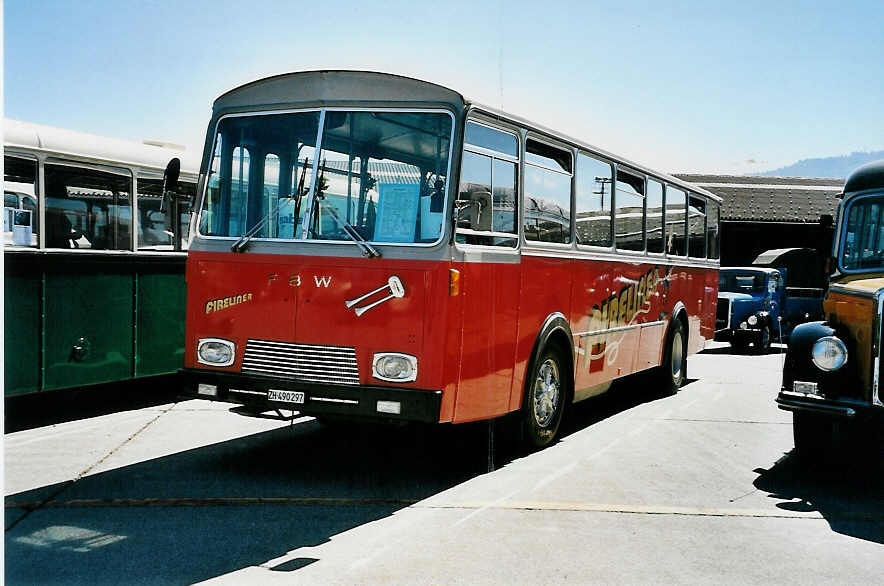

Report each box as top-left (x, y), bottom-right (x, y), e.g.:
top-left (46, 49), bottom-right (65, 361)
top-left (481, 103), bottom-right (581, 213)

top-left (793, 381), bottom-right (819, 395)
top-left (267, 389), bottom-right (305, 404)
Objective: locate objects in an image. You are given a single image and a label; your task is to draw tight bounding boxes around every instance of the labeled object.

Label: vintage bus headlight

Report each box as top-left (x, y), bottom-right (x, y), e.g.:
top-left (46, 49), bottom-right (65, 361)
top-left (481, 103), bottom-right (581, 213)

top-left (747, 315), bottom-right (758, 326)
top-left (811, 336), bottom-right (847, 372)
top-left (372, 353), bottom-right (417, 382)
top-left (197, 338), bottom-right (235, 366)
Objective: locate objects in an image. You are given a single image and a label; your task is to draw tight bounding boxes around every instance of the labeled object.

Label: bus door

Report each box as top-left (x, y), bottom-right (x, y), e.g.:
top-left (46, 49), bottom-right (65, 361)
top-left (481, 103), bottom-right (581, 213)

top-left (452, 128), bottom-right (521, 422)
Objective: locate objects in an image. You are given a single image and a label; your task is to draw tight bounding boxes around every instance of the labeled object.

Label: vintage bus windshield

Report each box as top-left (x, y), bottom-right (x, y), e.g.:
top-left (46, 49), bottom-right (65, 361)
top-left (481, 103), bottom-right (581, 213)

top-left (199, 110), bottom-right (453, 244)
top-left (841, 196), bottom-right (884, 271)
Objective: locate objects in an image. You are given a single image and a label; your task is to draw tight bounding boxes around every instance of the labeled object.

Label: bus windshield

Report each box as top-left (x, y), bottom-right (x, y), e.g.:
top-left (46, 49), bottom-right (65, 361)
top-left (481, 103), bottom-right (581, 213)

top-left (199, 110), bottom-right (453, 245)
top-left (841, 196), bottom-right (884, 271)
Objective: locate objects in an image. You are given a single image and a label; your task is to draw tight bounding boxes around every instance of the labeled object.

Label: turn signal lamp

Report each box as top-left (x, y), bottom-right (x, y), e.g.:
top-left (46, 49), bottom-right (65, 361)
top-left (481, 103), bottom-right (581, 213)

top-left (811, 336), bottom-right (848, 372)
top-left (449, 268), bottom-right (461, 296)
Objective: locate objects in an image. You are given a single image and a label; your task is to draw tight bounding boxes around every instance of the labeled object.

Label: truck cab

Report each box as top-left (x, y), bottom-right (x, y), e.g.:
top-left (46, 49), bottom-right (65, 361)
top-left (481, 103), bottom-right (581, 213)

top-left (715, 267), bottom-right (784, 353)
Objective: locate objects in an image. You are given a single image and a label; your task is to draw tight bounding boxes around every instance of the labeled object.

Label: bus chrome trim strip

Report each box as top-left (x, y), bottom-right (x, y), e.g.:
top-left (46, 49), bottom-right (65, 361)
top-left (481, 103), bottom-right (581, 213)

top-left (311, 397), bottom-right (360, 405)
top-left (241, 340), bottom-right (360, 385)
top-left (573, 323), bottom-right (643, 337)
top-left (521, 248), bottom-right (719, 268)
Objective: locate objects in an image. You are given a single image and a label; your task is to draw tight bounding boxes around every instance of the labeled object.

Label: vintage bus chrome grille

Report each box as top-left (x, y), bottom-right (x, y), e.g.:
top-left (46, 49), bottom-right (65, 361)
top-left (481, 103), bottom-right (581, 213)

top-left (716, 298), bottom-right (731, 331)
top-left (241, 340), bottom-right (359, 385)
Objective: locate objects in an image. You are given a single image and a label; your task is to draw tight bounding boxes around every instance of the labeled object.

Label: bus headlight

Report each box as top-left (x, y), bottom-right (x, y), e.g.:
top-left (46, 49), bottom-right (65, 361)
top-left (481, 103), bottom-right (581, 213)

top-left (372, 353), bottom-right (417, 382)
top-left (811, 336), bottom-right (847, 372)
top-left (747, 315), bottom-right (758, 326)
top-left (197, 338), bottom-right (235, 366)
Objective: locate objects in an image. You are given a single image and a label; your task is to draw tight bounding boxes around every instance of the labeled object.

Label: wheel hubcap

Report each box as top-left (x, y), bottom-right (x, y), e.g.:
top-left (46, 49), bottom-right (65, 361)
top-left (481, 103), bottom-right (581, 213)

top-left (671, 333), bottom-right (684, 380)
top-left (533, 358), bottom-right (560, 428)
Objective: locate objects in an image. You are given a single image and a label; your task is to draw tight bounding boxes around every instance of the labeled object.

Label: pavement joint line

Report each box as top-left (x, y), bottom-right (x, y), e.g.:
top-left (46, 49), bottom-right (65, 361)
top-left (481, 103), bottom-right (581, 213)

top-left (4, 401), bottom-right (180, 533)
top-left (655, 418), bottom-right (791, 425)
top-left (5, 497), bottom-right (883, 523)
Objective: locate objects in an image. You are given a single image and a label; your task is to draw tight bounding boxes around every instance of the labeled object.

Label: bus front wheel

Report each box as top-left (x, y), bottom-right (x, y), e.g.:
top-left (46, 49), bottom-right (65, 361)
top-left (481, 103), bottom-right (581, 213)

top-left (522, 346), bottom-right (568, 449)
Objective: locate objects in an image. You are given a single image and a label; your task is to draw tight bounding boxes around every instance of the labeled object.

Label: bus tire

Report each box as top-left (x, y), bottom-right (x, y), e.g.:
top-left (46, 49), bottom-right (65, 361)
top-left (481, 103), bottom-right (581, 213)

top-left (657, 318), bottom-right (687, 395)
top-left (522, 346), bottom-right (568, 450)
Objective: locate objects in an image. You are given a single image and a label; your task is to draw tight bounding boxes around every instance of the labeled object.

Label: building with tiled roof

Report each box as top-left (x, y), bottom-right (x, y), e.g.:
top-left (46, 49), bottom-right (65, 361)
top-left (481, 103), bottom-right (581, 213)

top-left (674, 174), bottom-right (842, 266)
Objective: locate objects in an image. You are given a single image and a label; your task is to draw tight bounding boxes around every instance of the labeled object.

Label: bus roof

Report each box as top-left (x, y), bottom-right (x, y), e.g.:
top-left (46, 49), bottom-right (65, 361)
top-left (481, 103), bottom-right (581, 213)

top-left (4, 119), bottom-right (199, 175)
top-left (844, 159), bottom-right (884, 195)
top-left (211, 70), bottom-right (720, 202)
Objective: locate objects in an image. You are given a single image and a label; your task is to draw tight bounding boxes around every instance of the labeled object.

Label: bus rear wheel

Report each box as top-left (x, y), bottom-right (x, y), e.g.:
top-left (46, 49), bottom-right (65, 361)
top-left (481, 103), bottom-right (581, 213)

top-left (657, 318), bottom-right (687, 395)
top-left (522, 346), bottom-right (568, 449)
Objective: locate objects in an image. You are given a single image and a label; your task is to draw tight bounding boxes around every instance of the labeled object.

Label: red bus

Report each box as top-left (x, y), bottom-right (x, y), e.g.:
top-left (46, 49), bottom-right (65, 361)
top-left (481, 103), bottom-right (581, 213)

top-left (182, 71), bottom-right (720, 448)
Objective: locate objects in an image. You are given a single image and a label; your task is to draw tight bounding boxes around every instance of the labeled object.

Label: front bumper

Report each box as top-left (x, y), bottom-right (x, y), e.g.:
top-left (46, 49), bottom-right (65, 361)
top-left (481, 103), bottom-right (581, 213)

top-left (776, 390), bottom-right (883, 420)
top-left (715, 327), bottom-right (763, 342)
top-left (180, 368), bottom-right (442, 423)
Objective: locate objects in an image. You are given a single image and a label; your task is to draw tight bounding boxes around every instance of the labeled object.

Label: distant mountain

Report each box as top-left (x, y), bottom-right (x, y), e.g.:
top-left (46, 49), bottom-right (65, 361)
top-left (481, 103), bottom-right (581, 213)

top-left (754, 151), bottom-right (884, 179)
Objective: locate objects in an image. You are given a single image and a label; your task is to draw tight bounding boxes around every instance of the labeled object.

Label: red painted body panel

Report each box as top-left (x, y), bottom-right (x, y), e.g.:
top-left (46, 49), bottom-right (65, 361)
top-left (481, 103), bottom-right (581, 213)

top-left (185, 249), bottom-right (716, 424)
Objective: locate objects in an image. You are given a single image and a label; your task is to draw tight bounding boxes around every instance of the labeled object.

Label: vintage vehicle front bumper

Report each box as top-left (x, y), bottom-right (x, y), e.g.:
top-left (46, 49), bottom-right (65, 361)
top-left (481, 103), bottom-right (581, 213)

top-left (776, 388), bottom-right (883, 421)
top-left (180, 368), bottom-right (443, 423)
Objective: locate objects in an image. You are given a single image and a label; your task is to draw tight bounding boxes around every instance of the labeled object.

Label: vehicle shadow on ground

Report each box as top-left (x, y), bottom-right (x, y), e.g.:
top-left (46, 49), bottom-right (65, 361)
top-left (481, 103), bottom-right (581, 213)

top-left (753, 450), bottom-right (884, 544)
top-left (4, 372), bottom-right (680, 585)
top-left (4, 419), bottom-right (496, 584)
top-left (5, 376), bottom-right (182, 433)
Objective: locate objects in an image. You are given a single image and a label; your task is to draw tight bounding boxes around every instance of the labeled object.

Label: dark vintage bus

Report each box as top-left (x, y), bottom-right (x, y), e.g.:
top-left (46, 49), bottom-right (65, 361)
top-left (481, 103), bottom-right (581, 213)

top-left (779, 159), bottom-right (884, 458)
top-left (181, 71), bottom-right (720, 447)
top-left (3, 119), bottom-right (197, 396)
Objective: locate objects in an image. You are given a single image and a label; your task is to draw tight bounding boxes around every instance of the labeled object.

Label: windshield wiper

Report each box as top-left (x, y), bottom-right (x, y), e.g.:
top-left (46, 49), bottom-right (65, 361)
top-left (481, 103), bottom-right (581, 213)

top-left (231, 156), bottom-right (311, 253)
top-left (311, 193), bottom-right (381, 257)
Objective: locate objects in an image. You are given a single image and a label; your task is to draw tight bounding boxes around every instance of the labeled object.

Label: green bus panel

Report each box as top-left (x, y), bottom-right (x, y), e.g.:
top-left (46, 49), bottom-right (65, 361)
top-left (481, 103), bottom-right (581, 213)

top-left (136, 272), bottom-right (186, 377)
top-left (3, 265), bottom-right (42, 395)
top-left (43, 269), bottom-right (135, 391)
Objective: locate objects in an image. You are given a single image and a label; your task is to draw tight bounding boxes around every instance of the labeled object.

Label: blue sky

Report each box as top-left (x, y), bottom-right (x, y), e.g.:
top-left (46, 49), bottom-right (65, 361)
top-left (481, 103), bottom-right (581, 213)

top-left (4, 0), bottom-right (883, 174)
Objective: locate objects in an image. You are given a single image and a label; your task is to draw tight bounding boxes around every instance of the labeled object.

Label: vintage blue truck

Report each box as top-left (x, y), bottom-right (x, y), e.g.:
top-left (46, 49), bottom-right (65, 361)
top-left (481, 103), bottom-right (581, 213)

top-left (715, 249), bottom-right (826, 353)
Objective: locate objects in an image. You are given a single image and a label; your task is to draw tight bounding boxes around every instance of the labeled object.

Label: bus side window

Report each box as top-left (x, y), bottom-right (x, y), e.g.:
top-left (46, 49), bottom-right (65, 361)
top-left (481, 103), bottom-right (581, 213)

top-left (688, 195), bottom-right (707, 258)
top-left (456, 121), bottom-right (518, 247)
top-left (707, 201), bottom-right (720, 259)
top-left (3, 156), bottom-right (39, 248)
top-left (665, 185), bottom-right (687, 256)
top-left (524, 138), bottom-right (572, 245)
top-left (45, 163), bottom-right (133, 250)
top-left (575, 153), bottom-right (613, 248)
top-left (615, 168), bottom-right (645, 252)
top-left (646, 179), bottom-right (664, 253)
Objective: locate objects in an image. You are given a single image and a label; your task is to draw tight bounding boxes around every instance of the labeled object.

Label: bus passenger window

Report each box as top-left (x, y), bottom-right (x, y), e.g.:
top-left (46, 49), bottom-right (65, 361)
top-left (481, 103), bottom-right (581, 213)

top-left (3, 156), bottom-right (38, 248)
top-left (457, 122), bottom-right (518, 247)
top-left (457, 152), bottom-right (517, 246)
top-left (688, 195), bottom-right (706, 258)
top-left (707, 201), bottom-right (720, 259)
top-left (44, 163), bottom-right (132, 250)
top-left (524, 139), bottom-right (572, 244)
top-left (575, 153), bottom-right (613, 248)
top-left (665, 186), bottom-right (687, 256)
top-left (646, 179), bottom-right (664, 253)
top-left (615, 168), bottom-right (645, 252)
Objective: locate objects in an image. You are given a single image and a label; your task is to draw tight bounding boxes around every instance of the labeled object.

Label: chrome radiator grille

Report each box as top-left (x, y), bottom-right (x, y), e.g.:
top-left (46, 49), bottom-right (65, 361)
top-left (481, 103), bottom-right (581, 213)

top-left (716, 298), bottom-right (731, 331)
top-left (241, 340), bottom-right (359, 385)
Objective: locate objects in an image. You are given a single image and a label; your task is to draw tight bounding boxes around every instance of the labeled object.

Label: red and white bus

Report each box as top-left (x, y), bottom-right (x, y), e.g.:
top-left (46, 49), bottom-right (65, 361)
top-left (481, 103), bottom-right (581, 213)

top-left (183, 71), bottom-right (720, 447)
